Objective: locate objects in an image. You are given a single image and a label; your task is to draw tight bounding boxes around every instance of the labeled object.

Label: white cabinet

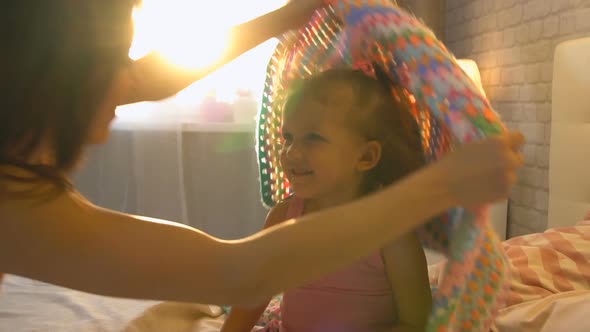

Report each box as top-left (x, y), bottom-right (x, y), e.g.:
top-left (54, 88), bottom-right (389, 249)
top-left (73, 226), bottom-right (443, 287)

top-left (490, 200), bottom-right (508, 240)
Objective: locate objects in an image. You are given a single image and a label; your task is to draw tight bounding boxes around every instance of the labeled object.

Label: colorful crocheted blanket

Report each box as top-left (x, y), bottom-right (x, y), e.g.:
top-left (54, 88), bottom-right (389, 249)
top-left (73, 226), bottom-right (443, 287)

top-left (256, 1), bottom-right (509, 331)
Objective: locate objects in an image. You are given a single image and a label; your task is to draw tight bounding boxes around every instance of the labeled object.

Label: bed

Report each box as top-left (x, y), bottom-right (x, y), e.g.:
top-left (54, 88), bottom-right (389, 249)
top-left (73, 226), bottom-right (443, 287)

top-left (1, 37), bottom-right (589, 331)
top-left (429, 36), bottom-right (590, 332)
top-left (487, 36), bottom-right (590, 332)
top-left (425, 36), bottom-right (590, 330)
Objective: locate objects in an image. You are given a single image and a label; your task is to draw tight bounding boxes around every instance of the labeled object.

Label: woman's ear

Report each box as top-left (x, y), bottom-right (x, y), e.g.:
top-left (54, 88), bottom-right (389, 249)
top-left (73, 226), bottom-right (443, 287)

top-left (356, 140), bottom-right (382, 172)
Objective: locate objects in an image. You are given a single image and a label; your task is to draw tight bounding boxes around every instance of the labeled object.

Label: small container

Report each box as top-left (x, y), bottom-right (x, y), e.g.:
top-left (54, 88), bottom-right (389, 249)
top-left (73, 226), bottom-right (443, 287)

top-left (198, 92), bottom-right (234, 123)
top-left (232, 89), bottom-right (259, 123)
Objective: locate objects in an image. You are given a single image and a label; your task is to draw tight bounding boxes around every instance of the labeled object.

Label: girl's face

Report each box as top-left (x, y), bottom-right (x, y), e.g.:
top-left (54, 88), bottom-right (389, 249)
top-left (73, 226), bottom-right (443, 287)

top-left (280, 83), bottom-right (381, 206)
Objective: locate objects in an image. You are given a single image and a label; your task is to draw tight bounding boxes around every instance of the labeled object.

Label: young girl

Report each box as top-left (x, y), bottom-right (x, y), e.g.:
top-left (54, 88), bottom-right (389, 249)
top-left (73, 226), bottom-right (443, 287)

top-left (222, 69), bottom-right (432, 331)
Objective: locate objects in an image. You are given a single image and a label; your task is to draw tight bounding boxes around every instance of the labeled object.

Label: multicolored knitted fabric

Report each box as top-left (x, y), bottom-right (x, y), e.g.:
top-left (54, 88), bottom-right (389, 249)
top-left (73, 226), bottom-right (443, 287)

top-left (256, 0), bottom-right (509, 331)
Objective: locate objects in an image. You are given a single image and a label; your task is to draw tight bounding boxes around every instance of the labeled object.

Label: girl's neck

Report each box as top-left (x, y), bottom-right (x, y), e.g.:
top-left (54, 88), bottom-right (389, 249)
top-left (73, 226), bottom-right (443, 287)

top-left (301, 186), bottom-right (364, 214)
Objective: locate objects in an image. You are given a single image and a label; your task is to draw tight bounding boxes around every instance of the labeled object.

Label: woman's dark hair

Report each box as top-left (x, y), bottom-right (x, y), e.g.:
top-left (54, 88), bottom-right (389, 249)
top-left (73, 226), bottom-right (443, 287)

top-left (0, 0), bottom-right (136, 197)
top-left (284, 68), bottom-right (425, 193)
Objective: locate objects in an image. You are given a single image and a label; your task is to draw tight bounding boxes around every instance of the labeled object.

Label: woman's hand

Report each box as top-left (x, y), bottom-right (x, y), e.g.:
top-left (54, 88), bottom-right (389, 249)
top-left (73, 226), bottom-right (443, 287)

top-left (435, 131), bottom-right (525, 208)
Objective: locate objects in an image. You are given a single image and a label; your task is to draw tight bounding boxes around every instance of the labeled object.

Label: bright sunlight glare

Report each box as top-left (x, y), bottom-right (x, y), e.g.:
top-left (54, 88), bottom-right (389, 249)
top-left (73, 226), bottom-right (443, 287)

top-left (129, 0), bottom-right (286, 68)
top-left (118, 0), bottom-right (287, 120)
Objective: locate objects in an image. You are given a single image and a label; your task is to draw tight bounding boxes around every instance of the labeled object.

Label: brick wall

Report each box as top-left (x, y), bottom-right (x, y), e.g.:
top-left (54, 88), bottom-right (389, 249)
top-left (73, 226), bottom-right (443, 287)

top-left (445, 0), bottom-right (590, 236)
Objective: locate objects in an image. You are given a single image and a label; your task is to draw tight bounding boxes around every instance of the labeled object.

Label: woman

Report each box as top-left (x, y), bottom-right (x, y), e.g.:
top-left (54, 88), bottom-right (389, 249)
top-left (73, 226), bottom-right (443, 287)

top-left (0, 0), bottom-right (524, 307)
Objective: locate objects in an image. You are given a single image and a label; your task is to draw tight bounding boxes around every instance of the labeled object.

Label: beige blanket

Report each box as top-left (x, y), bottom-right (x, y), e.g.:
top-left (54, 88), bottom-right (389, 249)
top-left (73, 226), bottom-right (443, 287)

top-left (428, 220), bottom-right (590, 331)
top-left (493, 290), bottom-right (590, 332)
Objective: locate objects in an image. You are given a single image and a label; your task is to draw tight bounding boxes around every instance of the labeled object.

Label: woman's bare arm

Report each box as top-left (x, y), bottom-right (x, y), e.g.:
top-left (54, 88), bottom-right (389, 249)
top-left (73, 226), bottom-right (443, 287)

top-left (0, 167), bottom-right (447, 306)
top-left (0, 133), bottom-right (523, 305)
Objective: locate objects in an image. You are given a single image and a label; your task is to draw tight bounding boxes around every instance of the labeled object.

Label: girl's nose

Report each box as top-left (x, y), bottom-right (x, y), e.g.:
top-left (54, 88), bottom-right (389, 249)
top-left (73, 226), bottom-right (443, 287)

top-left (285, 141), bottom-right (303, 161)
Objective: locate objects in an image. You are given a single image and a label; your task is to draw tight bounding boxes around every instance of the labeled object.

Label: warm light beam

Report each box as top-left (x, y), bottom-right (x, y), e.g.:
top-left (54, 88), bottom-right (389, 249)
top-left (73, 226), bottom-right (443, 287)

top-left (129, 0), bottom-right (286, 69)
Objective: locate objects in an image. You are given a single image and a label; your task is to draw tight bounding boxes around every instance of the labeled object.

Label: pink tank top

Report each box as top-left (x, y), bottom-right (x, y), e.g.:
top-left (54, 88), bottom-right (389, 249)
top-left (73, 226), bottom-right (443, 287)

top-left (279, 197), bottom-right (396, 332)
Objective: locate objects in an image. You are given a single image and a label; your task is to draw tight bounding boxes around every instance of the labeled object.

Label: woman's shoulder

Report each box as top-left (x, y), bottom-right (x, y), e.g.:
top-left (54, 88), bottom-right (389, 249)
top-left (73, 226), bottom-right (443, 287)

top-left (0, 165), bottom-right (72, 203)
top-left (0, 168), bottom-right (86, 220)
top-left (0, 178), bottom-right (92, 272)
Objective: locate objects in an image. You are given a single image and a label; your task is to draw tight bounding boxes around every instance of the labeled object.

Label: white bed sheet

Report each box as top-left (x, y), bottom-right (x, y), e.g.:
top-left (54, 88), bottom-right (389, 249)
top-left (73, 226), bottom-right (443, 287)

top-left (0, 275), bottom-right (225, 332)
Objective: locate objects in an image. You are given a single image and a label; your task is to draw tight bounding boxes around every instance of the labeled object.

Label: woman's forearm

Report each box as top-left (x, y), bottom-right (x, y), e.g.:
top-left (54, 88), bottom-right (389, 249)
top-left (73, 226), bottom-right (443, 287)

top-left (122, 4), bottom-right (301, 104)
top-left (222, 4), bottom-right (298, 69)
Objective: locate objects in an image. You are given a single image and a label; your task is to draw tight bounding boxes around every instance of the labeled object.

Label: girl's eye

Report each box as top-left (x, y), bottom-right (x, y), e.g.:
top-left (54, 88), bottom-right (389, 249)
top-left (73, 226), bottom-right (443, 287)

top-left (306, 133), bottom-right (326, 142)
top-left (281, 133), bottom-right (292, 145)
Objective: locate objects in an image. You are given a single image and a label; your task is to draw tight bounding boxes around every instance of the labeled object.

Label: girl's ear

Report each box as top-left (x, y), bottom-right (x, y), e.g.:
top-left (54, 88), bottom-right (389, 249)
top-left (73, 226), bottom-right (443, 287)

top-left (356, 140), bottom-right (382, 172)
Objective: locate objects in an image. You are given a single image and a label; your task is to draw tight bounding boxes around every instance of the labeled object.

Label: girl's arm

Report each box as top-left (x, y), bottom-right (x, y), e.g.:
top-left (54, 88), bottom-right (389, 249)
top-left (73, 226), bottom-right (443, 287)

top-left (120, 1), bottom-right (322, 105)
top-left (221, 306), bottom-right (269, 332)
top-left (220, 201), bottom-right (291, 332)
top-left (0, 133), bottom-right (524, 306)
top-left (381, 232), bottom-right (432, 332)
